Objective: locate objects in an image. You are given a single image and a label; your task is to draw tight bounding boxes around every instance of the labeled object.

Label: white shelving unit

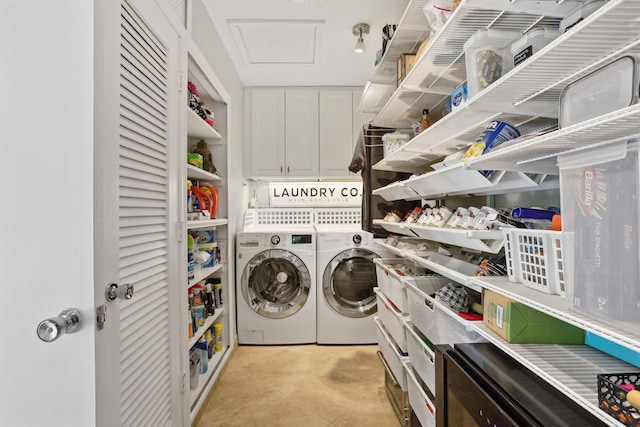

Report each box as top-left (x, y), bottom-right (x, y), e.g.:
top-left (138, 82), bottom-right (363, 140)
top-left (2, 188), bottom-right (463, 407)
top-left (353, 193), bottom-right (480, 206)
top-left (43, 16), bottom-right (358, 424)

top-left (187, 218), bottom-right (228, 230)
top-left (188, 264), bottom-right (224, 289)
top-left (467, 103), bottom-right (640, 174)
top-left (373, 163), bottom-right (556, 200)
top-left (373, 220), bottom-right (503, 253)
top-left (471, 324), bottom-right (633, 427)
top-left (365, 1), bottom-right (640, 425)
top-left (187, 107), bottom-right (222, 140)
top-left (370, 0), bottom-right (640, 172)
top-left (471, 276), bottom-right (640, 355)
top-left (187, 164), bottom-right (222, 182)
top-left (183, 39), bottom-right (234, 423)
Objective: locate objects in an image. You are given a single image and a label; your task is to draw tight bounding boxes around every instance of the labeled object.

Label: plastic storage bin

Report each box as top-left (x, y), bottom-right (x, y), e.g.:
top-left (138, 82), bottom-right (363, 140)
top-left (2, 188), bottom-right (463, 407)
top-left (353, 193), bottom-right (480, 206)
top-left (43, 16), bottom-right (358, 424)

top-left (502, 228), bottom-right (565, 296)
top-left (560, 0), bottom-right (605, 33)
top-left (404, 321), bottom-right (436, 395)
top-left (375, 289), bottom-right (409, 355)
top-left (382, 133), bottom-right (410, 158)
top-left (559, 140), bottom-right (640, 326)
top-left (559, 55), bottom-right (640, 128)
top-left (404, 361), bottom-right (437, 427)
top-left (405, 280), bottom-right (485, 346)
top-left (510, 27), bottom-right (560, 68)
top-left (374, 258), bottom-right (447, 313)
top-left (463, 29), bottom-right (521, 98)
top-left (375, 317), bottom-right (408, 391)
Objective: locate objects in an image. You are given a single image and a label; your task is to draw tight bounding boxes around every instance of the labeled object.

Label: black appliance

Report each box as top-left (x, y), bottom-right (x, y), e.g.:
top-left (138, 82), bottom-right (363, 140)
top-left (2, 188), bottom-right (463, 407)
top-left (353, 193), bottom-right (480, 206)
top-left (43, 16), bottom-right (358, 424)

top-left (433, 343), bottom-right (607, 427)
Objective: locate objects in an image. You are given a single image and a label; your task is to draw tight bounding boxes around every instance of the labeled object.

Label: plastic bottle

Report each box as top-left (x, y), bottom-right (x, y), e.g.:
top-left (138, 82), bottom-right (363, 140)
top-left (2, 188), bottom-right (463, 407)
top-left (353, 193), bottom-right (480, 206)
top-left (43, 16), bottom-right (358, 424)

top-left (205, 329), bottom-right (214, 359)
top-left (213, 323), bottom-right (223, 353)
top-left (442, 102), bottom-right (452, 118)
top-left (187, 180), bottom-right (193, 214)
top-left (194, 337), bottom-right (208, 373)
top-left (204, 283), bottom-right (215, 316)
top-left (187, 234), bottom-right (195, 281)
top-left (211, 278), bottom-right (223, 308)
top-left (419, 109), bottom-right (431, 133)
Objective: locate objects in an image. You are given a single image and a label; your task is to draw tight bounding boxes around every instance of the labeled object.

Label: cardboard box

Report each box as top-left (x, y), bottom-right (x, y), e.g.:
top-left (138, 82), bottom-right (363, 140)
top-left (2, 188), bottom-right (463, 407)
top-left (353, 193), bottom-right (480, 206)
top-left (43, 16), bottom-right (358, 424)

top-left (585, 332), bottom-right (640, 368)
top-left (397, 54), bottom-right (417, 87)
top-left (483, 290), bottom-right (585, 344)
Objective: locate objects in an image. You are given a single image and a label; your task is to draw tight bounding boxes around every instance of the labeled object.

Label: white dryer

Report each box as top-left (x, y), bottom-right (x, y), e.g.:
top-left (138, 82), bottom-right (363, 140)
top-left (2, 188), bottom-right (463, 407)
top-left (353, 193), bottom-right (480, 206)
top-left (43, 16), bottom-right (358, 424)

top-left (316, 225), bottom-right (392, 344)
top-left (236, 230), bottom-right (316, 344)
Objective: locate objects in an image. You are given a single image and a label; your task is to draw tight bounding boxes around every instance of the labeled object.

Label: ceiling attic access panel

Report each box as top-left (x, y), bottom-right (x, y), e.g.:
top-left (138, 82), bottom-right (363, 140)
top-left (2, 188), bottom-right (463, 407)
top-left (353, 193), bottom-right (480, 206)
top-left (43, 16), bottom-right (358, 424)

top-left (228, 19), bottom-right (323, 65)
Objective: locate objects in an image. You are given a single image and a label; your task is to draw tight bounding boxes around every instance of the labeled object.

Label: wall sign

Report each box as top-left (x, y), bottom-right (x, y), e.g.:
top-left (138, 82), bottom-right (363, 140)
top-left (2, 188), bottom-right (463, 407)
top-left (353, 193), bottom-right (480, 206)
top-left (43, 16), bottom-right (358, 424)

top-left (269, 182), bottom-right (363, 207)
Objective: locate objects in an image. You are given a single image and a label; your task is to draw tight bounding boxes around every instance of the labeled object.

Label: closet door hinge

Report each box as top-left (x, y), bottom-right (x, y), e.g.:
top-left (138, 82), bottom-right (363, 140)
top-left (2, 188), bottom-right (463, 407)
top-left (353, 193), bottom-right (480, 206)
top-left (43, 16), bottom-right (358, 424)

top-left (178, 221), bottom-right (185, 242)
top-left (178, 70), bottom-right (186, 92)
top-left (182, 372), bottom-right (188, 393)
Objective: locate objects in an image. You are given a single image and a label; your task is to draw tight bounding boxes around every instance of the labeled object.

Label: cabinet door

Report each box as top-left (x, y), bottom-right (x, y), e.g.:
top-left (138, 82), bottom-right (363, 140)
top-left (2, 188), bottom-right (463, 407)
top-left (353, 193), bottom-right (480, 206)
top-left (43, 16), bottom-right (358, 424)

top-left (250, 89), bottom-right (286, 176)
top-left (285, 90), bottom-right (319, 176)
top-left (319, 90), bottom-right (355, 176)
top-left (352, 89), bottom-right (374, 151)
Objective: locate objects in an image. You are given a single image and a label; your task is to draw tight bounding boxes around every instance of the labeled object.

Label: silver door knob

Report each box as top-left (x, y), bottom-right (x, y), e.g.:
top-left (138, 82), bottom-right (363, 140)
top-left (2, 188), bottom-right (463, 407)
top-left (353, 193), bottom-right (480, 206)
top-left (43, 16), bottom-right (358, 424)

top-left (37, 309), bottom-right (82, 342)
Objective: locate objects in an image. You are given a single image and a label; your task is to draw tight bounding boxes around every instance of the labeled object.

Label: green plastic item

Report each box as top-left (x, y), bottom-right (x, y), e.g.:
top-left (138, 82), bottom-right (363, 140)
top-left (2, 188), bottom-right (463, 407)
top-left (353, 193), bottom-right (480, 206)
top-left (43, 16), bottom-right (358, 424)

top-left (187, 234), bottom-right (195, 251)
top-left (505, 301), bottom-right (585, 344)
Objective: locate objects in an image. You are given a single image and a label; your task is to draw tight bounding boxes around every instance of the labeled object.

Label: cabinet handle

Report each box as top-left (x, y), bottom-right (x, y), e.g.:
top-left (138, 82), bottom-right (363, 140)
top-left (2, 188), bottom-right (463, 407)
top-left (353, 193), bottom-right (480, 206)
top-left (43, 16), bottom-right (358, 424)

top-left (287, 166), bottom-right (290, 174)
top-left (280, 166), bottom-right (283, 173)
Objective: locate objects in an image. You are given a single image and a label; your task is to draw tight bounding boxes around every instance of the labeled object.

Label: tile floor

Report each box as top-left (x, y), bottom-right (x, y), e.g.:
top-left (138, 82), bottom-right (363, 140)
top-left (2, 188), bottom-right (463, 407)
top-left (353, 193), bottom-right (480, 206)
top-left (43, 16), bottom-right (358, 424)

top-left (195, 344), bottom-right (400, 427)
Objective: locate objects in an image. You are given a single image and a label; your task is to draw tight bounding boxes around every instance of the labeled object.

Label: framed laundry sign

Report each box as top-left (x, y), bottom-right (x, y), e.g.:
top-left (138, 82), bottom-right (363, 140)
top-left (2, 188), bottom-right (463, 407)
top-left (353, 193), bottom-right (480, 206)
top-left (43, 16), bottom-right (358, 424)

top-left (269, 182), bottom-right (363, 207)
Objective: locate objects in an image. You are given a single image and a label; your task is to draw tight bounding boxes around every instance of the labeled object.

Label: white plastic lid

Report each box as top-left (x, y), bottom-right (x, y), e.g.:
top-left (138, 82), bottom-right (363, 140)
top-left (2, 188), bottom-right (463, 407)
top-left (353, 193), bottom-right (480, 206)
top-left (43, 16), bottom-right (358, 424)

top-left (463, 29), bottom-right (522, 52)
top-left (559, 55), bottom-right (639, 128)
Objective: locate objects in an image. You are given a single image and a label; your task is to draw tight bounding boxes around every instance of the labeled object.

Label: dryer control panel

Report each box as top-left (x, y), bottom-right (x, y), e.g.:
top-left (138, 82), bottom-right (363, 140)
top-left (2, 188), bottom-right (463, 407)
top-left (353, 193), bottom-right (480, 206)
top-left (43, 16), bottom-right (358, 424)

top-left (237, 231), bottom-right (315, 250)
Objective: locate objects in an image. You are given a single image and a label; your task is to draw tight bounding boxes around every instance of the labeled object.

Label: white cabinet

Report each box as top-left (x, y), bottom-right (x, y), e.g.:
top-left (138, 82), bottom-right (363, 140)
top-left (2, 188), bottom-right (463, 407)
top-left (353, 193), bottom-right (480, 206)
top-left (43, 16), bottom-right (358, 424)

top-left (248, 88), bottom-right (318, 177)
top-left (248, 87), bottom-right (365, 177)
top-left (286, 90), bottom-right (319, 176)
top-left (183, 40), bottom-right (234, 424)
top-left (366, 0), bottom-right (640, 425)
top-left (319, 90), bottom-right (354, 176)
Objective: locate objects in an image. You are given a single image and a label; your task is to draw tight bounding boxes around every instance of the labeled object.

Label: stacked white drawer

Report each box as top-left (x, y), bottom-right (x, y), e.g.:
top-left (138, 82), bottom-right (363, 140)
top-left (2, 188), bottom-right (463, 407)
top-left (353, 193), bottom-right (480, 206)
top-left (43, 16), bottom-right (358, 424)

top-left (374, 259), bottom-right (450, 356)
top-left (400, 274), bottom-right (486, 426)
top-left (375, 316), bottom-right (408, 391)
top-left (373, 257), bottom-right (448, 424)
top-left (405, 280), bottom-right (484, 347)
top-left (404, 360), bottom-right (437, 427)
top-left (375, 289), bottom-right (409, 355)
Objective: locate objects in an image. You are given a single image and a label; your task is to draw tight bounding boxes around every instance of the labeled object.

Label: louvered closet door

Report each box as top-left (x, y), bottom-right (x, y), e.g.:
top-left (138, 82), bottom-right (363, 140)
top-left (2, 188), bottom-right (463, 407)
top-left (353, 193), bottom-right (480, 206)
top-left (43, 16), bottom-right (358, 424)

top-left (95, 1), bottom-right (182, 426)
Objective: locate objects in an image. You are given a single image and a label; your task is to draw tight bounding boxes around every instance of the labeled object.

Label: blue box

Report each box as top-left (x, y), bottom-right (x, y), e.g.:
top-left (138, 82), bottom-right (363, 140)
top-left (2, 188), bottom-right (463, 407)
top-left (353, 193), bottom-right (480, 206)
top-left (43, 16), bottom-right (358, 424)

top-left (451, 85), bottom-right (468, 111)
top-left (585, 332), bottom-right (640, 368)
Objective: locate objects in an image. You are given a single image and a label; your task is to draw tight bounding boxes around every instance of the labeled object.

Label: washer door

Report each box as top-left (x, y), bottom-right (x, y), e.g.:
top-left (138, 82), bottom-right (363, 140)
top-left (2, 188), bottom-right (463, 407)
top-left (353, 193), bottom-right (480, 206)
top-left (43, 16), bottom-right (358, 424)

top-left (323, 248), bottom-right (379, 318)
top-left (242, 249), bottom-right (311, 319)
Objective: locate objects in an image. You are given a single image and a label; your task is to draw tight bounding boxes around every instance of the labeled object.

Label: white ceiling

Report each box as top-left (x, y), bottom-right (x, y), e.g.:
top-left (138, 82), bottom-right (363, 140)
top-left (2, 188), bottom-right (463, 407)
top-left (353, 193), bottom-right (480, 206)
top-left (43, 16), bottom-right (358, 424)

top-left (201, 0), bottom-right (410, 87)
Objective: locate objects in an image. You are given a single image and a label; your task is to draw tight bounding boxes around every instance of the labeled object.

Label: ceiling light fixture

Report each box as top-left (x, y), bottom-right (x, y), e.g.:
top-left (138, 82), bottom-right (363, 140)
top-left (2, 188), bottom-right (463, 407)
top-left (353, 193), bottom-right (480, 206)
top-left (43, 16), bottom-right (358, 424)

top-left (352, 23), bottom-right (369, 53)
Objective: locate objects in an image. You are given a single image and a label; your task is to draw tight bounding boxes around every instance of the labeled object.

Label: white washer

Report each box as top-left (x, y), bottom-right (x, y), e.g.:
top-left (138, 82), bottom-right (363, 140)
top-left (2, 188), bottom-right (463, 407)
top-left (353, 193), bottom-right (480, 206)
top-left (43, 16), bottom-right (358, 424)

top-left (236, 230), bottom-right (316, 344)
top-left (315, 209), bottom-right (392, 344)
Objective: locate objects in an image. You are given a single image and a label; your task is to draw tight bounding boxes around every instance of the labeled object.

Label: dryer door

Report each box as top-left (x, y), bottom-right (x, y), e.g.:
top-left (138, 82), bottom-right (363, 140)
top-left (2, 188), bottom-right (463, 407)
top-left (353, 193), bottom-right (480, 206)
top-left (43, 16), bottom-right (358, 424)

top-left (323, 248), bottom-right (379, 318)
top-left (242, 249), bottom-right (311, 319)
